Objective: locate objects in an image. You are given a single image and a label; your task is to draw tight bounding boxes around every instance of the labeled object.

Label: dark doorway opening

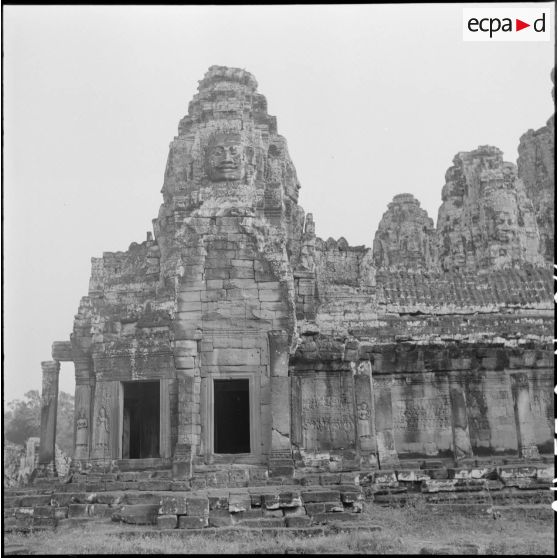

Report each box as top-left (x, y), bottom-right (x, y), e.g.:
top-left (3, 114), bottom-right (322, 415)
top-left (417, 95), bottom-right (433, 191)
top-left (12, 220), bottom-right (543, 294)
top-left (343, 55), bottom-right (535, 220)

top-left (122, 381), bottom-right (160, 459)
top-left (214, 379), bottom-right (250, 454)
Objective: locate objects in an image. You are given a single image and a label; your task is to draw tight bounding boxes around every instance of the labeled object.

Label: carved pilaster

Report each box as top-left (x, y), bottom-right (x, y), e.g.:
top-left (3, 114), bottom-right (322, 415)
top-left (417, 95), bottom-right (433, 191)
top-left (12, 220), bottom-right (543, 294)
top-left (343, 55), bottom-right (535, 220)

top-left (448, 373), bottom-right (473, 462)
top-left (510, 373), bottom-right (540, 460)
top-left (373, 377), bottom-right (399, 468)
top-left (267, 330), bottom-right (294, 476)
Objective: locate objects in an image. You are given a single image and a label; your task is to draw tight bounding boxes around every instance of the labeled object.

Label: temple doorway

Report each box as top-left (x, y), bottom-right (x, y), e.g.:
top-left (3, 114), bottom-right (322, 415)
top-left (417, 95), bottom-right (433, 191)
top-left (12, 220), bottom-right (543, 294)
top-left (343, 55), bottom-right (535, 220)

top-left (122, 381), bottom-right (160, 459)
top-left (214, 379), bottom-right (250, 454)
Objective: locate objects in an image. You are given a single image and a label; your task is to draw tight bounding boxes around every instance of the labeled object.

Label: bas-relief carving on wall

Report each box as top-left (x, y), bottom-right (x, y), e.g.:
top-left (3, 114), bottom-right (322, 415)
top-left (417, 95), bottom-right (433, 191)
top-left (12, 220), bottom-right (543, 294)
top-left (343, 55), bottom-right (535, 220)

top-left (300, 373), bottom-right (356, 451)
top-left (76, 410), bottom-right (88, 448)
top-left (357, 402), bottom-right (372, 438)
top-left (94, 406), bottom-right (110, 452)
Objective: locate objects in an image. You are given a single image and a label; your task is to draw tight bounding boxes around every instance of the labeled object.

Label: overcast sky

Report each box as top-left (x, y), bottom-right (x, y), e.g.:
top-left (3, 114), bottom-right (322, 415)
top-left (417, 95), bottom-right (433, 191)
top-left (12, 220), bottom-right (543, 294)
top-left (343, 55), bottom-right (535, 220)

top-left (4, 4), bottom-right (555, 401)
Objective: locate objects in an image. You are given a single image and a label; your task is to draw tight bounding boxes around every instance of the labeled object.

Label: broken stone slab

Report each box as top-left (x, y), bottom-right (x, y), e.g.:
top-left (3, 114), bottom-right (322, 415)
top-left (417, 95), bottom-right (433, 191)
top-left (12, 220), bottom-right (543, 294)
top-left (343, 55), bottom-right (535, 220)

top-left (373, 471), bottom-right (399, 486)
top-left (300, 490), bottom-right (340, 503)
top-left (68, 504), bottom-right (88, 518)
top-left (237, 518), bottom-right (285, 528)
top-left (157, 514), bottom-right (178, 529)
top-left (311, 512), bottom-right (366, 524)
top-left (208, 495), bottom-right (230, 511)
top-left (112, 504), bottom-right (160, 525)
top-left (285, 516), bottom-right (312, 528)
top-left (396, 470), bottom-right (431, 482)
top-left (228, 493), bottom-right (251, 513)
top-left (178, 515), bottom-right (208, 529)
top-left (208, 510), bottom-right (233, 527)
top-left (159, 496), bottom-right (187, 515)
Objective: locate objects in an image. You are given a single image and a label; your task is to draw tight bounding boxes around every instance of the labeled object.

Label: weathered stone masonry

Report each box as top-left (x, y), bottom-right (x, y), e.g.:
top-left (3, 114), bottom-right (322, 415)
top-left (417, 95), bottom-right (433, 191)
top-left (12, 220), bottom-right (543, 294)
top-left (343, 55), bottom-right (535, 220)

top-left (39, 66), bottom-right (554, 479)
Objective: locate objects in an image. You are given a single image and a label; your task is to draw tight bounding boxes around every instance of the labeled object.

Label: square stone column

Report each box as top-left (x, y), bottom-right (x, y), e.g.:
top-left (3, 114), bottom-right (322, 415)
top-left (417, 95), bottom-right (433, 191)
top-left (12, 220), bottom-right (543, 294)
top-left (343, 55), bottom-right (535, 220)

top-left (448, 373), bottom-right (473, 462)
top-left (73, 356), bottom-right (93, 462)
top-left (38, 360), bottom-right (60, 476)
top-left (267, 330), bottom-right (294, 476)
top-left (373, 377), bottom-right (399, 468)
top-left (354, 361), bottom-right (378, 468)
top-left (510, 373), bottom-right (540, 460)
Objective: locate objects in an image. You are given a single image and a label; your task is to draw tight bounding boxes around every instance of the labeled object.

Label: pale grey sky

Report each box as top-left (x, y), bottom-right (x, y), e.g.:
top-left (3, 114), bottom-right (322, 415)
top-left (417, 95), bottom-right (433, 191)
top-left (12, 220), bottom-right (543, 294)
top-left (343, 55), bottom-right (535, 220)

top-left (4, 4), bottom-right (555, 400)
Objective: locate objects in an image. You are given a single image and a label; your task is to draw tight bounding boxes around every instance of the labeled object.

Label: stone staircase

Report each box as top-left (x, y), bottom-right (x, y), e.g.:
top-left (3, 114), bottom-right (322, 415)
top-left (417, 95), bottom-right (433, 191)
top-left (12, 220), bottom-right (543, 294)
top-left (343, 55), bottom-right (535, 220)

top-left (4, 458), bottom-right (554, 534)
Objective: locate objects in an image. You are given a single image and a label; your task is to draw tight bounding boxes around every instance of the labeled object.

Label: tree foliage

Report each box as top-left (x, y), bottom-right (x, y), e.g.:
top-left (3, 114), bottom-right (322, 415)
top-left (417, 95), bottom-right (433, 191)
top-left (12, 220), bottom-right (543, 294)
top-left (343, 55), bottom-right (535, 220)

top-left (4, 390), bottom-right (75, 455)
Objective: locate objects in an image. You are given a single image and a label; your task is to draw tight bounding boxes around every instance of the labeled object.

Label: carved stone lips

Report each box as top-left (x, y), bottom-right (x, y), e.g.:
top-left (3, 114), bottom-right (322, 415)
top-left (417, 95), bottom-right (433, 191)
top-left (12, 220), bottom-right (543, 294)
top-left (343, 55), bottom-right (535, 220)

top-left (217, 163), bottom-right (237, 170)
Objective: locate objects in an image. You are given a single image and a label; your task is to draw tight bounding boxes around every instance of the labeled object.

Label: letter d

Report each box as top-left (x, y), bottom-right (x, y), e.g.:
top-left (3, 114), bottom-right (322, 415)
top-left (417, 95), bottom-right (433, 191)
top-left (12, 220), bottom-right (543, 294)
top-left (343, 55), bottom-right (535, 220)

top-left (534, 13), bottom-right (545, 32)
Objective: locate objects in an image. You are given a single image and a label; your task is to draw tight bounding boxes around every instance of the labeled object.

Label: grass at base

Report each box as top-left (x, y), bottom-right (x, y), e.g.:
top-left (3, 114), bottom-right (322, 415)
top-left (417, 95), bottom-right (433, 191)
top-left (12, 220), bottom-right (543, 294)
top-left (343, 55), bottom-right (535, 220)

top-left (4, 501), bottom-right (554, 555)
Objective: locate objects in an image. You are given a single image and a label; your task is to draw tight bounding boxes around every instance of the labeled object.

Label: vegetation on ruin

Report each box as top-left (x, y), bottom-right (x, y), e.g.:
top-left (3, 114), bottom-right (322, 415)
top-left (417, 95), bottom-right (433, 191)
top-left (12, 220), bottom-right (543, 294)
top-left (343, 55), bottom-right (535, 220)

top-left (4, 501), bottom-right (553, 555)
top-left (4, 390), bottom-right (74, 455)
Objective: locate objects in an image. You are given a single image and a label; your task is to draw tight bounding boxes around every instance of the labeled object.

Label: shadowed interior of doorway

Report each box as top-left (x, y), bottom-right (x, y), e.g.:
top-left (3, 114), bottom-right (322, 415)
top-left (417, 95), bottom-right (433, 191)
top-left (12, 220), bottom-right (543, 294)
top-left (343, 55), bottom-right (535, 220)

top-left (214, 379), bottom-right (250, 454)
top-left (122, 381), bottom-right (160, 459)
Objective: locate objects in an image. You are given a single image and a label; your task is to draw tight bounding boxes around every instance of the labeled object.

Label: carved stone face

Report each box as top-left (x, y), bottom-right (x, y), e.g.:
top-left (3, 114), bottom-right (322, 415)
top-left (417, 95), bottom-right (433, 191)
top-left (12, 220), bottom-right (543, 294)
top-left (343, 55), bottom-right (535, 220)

top-left (206, 132), bottom-right (245, 182)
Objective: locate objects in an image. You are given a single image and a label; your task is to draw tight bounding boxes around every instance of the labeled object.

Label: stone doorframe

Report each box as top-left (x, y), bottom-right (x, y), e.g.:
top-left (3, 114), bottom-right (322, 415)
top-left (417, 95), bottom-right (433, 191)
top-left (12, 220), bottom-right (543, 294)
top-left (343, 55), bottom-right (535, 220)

top-left (200, 370), bottom-right (262, 464)
top-left (116, 379), bottom-right (172, 460)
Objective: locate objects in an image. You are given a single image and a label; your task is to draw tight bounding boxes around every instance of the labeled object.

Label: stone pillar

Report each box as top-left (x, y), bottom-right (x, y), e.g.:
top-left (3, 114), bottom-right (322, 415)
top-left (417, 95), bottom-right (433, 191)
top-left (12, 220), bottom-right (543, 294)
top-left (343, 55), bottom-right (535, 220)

top-left (73, 356), bottom-right (93, 462)
top-left (267, 330), bottom-right (294, 476)
top-left (510, 373), bottom-right (540, 459)
top-left (173, 371), bottom-right (200, 479)
top-left (38, 360), bottom-right (60, 476)
top-left (373, 378), bottom-right (399, 468)
top-left (448, 376), bottom-right (473, 462)
top-left (354, 361), bottom-right (378, 468)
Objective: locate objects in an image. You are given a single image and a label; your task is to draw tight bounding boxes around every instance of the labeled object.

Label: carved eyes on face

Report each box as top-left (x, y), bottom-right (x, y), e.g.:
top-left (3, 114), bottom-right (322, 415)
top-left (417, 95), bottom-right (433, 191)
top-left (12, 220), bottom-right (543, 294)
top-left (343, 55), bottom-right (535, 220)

top-left (210, 146), bottom-right (239, 159)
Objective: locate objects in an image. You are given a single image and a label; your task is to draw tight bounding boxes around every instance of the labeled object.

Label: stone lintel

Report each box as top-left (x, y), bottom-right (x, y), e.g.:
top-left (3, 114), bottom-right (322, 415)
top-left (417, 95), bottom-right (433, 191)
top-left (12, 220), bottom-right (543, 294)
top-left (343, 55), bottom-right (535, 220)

top-left (51, 341), bottom-right (73, 362)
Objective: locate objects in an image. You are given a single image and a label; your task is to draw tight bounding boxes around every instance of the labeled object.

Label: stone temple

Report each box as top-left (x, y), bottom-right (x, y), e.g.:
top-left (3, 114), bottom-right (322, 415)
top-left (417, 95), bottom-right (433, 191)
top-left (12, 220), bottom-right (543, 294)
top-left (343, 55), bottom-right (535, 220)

top-left (39, 66), bottom-right (554, 481)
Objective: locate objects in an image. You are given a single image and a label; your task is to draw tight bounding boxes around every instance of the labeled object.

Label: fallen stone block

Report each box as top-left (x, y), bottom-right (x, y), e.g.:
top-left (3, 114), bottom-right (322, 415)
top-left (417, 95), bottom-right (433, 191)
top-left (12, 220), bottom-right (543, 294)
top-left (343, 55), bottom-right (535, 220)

top-left (32, 517), bottom-right (55, 528)
top-left (305, 503), bottom-right (325, 515)
top-left (396, 470), bottom-right (431, 483)
top-left (263, 509), bottom-right (284, 518)
top-left (535, 466), bottom-right (555, 483)
top-left (157, 514), bottom-right (178, 530)
top-left (53, 507), bottom-right (68, 520)
top-left (324, 502), bottom-right (344, 513)
top-left (33, 506), bottom-right (54, 518)
top-left (19, 495), bottom-right (52, 507)
top-left (283, 506), bottom-right (306, 517)
top-left (86, 504), bottom-right (110, 517)
top-left (209, 495), bottom-right (230, 510)
top-left (187, 497), bottom-right (209, 516)
top-left (498, 466), bottom-right (537, 481)
top-left (229, 493), bottom-right (251, 513)
top-left (178, 515), bottom-right (208, 529)
top-left (112, 504), bottom-right (159, 525)
top-left (51, 493), bottom-right (87, 506)
top-left (138, 480), bottom-right (172, 491)
top-left (312, 512), bottom-right (364, 524)
top-left (160, 496), bottom-right (188, 515)
top-left (118, 472), bottom-right (139, 482)
top-left (68, 504), bottom-right (88, 518)
top-left (231, 510), bottom-right (263, 521)
top-left (249, 493), bottom-right (263, 507)
top-left (237, 518), bottom-right (285, 528)
top-left (208, 510), bottom-right (233, 527)
top-left (301, 490), bottom-right (340, 503)
top-left (421, 479), bottom-right (460, 493)
top-left (373, 471), bottom-right (398, 486)
top-left (339, 490), bottom-right (363, 504)
top-left (279, 492), bottom-right (302, 508)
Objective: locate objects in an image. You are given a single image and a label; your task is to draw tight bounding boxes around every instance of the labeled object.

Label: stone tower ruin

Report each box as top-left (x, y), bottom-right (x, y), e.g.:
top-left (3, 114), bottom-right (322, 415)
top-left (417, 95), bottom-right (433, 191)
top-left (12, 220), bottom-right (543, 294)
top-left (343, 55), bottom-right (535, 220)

top-left (38, 66), bottom-right (554, 481)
